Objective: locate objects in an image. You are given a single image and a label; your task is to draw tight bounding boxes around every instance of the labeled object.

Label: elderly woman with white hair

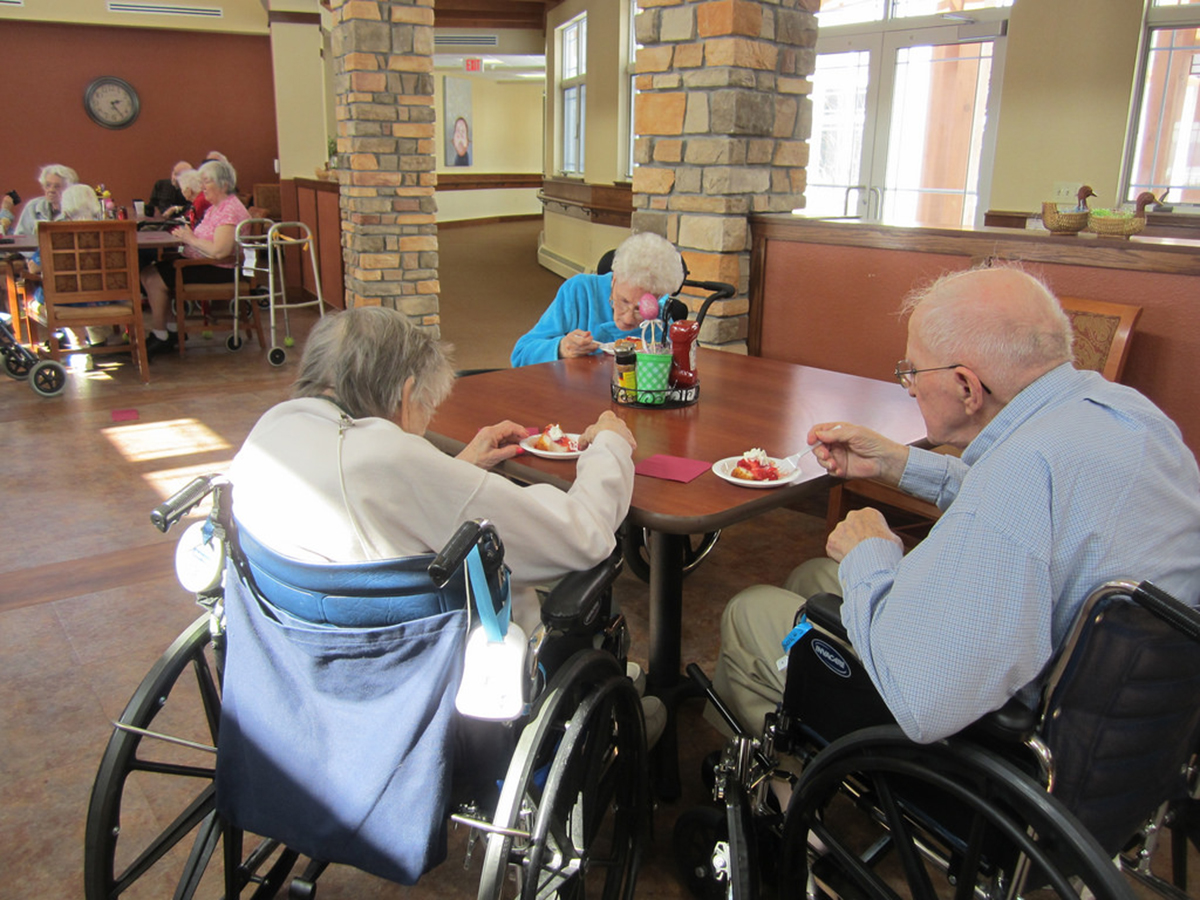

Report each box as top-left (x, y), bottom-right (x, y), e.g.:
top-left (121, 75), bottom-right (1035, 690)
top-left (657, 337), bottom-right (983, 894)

top-left (511, 231), bottom-right (685, 367)
top-left (230, 305), bottom-right (638, 639)
top-left (14, 163), bottom-right (78, 237)
top-left (139, 158), bottom-right (248, 355)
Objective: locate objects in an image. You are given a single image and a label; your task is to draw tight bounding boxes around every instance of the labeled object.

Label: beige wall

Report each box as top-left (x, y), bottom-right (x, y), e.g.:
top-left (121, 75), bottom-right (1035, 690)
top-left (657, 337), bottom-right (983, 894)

top-left (272, 15), bottom-right (331, 180)
top-left (0, 0), bottom-right (267, 32)
top-left (989, 0), bottom-right (1143, 211)
top-left (432, 77), bottom-right (545, 222)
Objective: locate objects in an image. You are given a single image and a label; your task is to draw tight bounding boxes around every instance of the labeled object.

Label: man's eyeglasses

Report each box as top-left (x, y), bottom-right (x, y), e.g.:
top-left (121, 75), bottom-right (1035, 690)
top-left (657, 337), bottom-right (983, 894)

top-left (894, 360), bottom-right (991, 394)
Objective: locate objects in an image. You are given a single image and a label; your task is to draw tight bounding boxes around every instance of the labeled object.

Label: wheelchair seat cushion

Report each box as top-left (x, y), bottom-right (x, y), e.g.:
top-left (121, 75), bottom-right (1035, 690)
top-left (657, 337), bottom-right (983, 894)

top-left (215, 559), bottom-right (469, 885)
top-left (237, 523), bottom-right (467, 627)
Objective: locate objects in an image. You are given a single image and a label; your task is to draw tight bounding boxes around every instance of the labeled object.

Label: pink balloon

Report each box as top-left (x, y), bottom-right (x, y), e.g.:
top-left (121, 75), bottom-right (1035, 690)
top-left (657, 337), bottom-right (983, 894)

top-left (638, 293), bottom-right (659, 321)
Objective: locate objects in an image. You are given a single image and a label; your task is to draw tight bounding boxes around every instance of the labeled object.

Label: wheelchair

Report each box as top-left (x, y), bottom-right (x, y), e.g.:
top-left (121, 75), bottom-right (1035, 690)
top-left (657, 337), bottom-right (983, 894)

top-left (675, 581), bottom-right (1200, 900)
top-left (84, 474), bottom-right (652, 899)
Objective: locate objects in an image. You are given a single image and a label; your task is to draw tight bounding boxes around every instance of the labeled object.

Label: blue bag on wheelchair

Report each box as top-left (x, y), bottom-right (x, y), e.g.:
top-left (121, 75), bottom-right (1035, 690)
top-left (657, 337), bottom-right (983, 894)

top-left (215, 544), bottom-right (469, 886)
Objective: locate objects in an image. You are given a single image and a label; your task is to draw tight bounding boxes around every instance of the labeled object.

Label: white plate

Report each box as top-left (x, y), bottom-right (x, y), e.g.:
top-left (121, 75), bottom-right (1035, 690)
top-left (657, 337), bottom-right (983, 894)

top-left (521, 433), bottom-right (583, 459)
top-left (712, 455), bottom-right (806, 488)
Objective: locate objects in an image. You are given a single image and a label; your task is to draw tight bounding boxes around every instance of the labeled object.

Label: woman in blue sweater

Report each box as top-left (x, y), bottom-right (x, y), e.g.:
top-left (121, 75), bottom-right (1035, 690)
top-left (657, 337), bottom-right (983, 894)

top-left (511, 232), bottom-right (684, 367)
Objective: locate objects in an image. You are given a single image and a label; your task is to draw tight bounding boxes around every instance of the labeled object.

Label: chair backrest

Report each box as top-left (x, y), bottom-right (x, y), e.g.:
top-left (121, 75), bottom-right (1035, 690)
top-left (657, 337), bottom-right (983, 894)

top-left (37, 219), bottom-right (139, 308)
top-left (1037, 580), bottom-right (1200, 855)
top-left (1060, 296), bottom-right (1142, 382)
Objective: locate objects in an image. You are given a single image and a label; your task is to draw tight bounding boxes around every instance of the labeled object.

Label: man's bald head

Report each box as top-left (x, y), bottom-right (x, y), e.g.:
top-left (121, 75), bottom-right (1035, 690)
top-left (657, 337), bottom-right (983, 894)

top-left (903, 267), bottom-right (1074, 401)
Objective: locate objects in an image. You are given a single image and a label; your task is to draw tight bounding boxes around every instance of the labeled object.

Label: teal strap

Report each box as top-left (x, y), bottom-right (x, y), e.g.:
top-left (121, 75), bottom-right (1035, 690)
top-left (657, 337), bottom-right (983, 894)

top-left (466, 545), bottom-right (511, 643)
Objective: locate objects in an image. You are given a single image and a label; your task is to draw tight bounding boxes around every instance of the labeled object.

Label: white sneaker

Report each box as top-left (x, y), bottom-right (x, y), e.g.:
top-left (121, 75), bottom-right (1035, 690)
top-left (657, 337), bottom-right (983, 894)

top-left (641, 695), bottom-right (666, 749)
top-left (626, 661), bottom-right (647, 698)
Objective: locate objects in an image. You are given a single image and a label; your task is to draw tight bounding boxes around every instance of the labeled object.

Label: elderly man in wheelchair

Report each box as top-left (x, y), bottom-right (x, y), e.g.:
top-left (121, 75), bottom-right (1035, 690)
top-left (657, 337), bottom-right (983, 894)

top-left (676, 267), bottom-right (1200, 900)
top-left (84, 307), bottom-right (657, 899)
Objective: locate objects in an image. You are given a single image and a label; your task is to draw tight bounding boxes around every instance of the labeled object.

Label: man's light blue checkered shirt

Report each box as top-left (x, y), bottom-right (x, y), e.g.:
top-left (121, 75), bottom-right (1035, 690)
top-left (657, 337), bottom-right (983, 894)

top-left (839, 363), bottom-right (1200, 743)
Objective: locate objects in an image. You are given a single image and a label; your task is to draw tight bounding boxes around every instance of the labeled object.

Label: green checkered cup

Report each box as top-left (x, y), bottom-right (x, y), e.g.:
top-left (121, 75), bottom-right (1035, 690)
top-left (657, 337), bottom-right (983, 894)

top-left (635, 350), bottom-right (672, 405)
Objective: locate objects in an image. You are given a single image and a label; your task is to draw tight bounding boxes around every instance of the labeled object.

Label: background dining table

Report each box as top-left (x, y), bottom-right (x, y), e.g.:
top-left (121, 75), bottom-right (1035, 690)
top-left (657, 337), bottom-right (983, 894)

top-left (428, 349), bottom-right (928, 794)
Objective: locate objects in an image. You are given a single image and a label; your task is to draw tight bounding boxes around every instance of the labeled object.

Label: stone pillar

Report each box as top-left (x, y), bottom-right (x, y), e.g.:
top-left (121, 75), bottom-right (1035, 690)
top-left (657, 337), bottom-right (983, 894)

top-left (328, 0), bottom-right (439, 329)
top-left (633, 0), bottom-right (818, 351)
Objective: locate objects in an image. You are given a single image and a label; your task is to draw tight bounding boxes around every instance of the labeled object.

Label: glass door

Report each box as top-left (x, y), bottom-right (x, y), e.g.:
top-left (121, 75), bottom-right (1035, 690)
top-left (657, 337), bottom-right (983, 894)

top-left (806, 21), bottom-right (1005, 228)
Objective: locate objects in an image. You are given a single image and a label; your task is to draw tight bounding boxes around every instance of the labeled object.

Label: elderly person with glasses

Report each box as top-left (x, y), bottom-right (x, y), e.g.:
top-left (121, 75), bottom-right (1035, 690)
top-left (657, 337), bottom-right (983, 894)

top-left (511, 231), bottom-right (684, 367)
top-left (13, 163), bottom-right (77, 237)
top-left (709, 265), bottom-right (1200, 750)
top-left (139, 158), bottom-right (248, 356)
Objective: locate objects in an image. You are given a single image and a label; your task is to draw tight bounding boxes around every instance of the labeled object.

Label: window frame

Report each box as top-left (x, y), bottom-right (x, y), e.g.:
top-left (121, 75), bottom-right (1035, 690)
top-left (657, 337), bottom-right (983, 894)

top-left (558, 12), bottom-right (588, 177)
top-left (1120, 2), bottom-right (1200, 210)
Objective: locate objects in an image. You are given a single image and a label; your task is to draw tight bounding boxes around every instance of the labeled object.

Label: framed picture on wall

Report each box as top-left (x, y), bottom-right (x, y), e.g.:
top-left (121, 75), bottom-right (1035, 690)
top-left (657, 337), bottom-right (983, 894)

top-left (444, 76), bottom-right (473, 167)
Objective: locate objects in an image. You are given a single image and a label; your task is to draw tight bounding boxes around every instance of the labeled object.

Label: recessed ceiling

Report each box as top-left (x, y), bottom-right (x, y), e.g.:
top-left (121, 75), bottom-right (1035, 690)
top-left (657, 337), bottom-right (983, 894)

top-left (433, 0), bottom-right (562, 31)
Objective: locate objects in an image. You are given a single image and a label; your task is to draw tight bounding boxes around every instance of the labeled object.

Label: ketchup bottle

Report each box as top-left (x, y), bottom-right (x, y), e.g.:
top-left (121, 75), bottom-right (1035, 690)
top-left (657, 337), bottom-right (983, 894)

top-left (669, 320), bottom-right (699, 388)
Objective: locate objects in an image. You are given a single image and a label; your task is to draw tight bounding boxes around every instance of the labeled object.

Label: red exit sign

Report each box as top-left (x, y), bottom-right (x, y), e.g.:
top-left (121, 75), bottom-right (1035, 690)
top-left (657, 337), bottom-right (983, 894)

top-left (465, 58), bottom-right (482, 72)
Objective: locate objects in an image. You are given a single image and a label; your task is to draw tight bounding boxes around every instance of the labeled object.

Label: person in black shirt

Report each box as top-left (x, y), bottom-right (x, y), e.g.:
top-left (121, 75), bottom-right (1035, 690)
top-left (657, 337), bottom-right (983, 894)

top-left (146, 161), bottom-right (192, 218)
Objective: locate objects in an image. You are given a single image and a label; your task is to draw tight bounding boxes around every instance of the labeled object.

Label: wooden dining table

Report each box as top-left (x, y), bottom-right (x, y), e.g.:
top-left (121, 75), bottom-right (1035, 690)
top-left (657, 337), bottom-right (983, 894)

top-left (428, 349), bottom-right (928, 792)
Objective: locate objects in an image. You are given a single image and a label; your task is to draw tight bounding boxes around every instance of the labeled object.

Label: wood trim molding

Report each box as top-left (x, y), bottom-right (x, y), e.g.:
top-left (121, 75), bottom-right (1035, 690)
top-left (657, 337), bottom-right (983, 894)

top-left (437, 173), bottom-right (543, 191)
top-left (539, 178), bottom-right (632, 228)
top-left (268, 11), bottom-right (322, 26)
top-left (750, 215), bottom-right (1200, 277)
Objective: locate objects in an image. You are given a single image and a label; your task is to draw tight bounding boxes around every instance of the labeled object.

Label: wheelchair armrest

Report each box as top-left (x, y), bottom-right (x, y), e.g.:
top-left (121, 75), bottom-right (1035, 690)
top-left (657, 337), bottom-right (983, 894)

top-left (540, 549), bottom-right (623, 634)
top-left (962, 697), bottom-right (1037, 745)
top-left (806, 592), bottom-right (847, 639)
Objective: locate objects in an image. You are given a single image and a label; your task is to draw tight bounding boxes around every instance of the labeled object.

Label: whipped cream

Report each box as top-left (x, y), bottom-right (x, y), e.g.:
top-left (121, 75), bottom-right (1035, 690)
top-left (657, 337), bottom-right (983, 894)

top-left (546, 424), bottom-right (564, 442)
top-left (741, 447), bottom-right (770, 464)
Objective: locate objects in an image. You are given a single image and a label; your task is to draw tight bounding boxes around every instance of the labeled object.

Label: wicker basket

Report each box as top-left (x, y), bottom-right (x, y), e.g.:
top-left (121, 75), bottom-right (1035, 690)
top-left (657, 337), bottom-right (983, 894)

top-left (1040, 202), bottom-right (1088, 234)
top-left (1088, 211), bottom-right (1145, 238)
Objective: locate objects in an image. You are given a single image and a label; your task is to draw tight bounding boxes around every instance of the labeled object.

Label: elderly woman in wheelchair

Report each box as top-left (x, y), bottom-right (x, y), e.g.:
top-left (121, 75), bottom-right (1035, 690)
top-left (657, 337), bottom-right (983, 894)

top-left (84, 307), bottom-right (654, 899)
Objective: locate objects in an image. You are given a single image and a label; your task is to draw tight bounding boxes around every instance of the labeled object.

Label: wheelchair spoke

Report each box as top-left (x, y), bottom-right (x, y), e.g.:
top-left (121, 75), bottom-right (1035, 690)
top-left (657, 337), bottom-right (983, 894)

top-left (171, 808), bottom-right (221, 900)
top-left (869, 771), bottom-right (939, 900)
top-left (112, 783), bottom-right (217, 894)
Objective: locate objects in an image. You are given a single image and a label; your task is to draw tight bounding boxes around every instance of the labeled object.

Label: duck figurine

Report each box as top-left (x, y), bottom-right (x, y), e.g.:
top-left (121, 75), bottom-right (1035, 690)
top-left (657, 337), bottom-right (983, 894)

top-left (1088, 190), bottom-right (1161, 239)
top-left (1041, 185), bottom-right (1094, 234)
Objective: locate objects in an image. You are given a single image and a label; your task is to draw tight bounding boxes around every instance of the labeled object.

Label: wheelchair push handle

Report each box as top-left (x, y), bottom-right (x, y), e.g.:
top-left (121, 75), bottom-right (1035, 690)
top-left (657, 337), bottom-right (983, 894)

top-left (151, 474), bottom-right (224, 533)
top-left (428, 519), bottom-right (505, 588)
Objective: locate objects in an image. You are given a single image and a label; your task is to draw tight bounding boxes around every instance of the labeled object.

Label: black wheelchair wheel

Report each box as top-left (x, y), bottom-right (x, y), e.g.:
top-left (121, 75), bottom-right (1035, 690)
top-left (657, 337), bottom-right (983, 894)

top-left (477, 650), bottom-right (650, 900)
top-left (780, 726), bottom-right (1136, 900)
top-left (84, 615), bottom-right (300, 899)
top-left (621, 525), bottom-right (721, 583)
top-left (29, 359), bottom-right (67, 397)
top-left (4, 351), bottom-right (31, 379)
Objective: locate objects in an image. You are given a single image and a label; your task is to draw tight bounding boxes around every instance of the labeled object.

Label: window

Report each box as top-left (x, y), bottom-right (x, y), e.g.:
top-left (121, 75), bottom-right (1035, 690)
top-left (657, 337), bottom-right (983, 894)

top-left (627, 0), bottom-right (639, 180)
top-left (817, 0), bottom-right (1011, 28)
top-left (806, 14), bottom-right (1006, 228)
top-left (559, 13), bottom-right (587, 176)
top-left (1124, 1), bottom-right (1200, 207)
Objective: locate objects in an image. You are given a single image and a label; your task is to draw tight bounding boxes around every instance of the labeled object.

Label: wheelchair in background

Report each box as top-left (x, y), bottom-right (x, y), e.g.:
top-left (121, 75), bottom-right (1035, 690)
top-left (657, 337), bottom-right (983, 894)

top-left (676, 582), bottom-right (1200, 900)
top-left (84, 474), bottom-right (652, 899)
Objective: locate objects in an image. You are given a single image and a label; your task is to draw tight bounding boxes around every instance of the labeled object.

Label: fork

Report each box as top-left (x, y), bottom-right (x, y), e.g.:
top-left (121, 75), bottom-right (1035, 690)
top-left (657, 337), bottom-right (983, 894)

top-left (780, 443), bottom-right (819, 473)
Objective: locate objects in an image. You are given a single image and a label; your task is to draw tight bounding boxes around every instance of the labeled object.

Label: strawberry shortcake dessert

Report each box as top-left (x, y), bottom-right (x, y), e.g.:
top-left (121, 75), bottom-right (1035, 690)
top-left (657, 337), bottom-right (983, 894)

top-left (535, 424), bottom-right (580, 453)
top-left (730, 447), bottom-right (780, 482)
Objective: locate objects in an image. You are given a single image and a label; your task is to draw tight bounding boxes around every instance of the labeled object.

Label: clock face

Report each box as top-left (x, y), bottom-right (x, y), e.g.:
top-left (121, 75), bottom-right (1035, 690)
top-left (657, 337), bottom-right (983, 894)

top-left (85, 77), bottom-right (139, 129)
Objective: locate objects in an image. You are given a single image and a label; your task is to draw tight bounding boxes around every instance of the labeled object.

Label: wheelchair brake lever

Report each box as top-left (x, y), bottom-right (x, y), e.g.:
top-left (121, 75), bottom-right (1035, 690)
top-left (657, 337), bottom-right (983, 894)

top-left (688, 664), bottom-right (775, 771)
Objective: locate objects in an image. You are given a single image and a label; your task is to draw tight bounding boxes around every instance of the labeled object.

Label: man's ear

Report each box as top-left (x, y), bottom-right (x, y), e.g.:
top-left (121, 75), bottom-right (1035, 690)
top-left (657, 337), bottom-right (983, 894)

top-left (955, 368), bottom-right (988, 415)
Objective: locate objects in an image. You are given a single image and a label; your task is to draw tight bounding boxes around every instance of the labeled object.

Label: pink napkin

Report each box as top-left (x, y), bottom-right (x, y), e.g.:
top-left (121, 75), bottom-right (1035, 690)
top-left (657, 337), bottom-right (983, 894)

top-left (635, 454), bottom-right (711, 483)
top-left (111, 409), bottom-right (139, 422)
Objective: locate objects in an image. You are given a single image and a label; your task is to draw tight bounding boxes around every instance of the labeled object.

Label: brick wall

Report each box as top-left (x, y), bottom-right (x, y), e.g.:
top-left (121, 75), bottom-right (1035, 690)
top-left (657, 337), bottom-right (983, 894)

top-left (329, 0), bottom-right (441, 332)
top-left (633, 0), bottom-right (818, 351)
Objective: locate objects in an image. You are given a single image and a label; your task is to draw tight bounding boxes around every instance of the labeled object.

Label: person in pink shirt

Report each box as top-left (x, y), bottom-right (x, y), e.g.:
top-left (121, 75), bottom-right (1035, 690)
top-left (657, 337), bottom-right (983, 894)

top-left (139, 158), bottom-right (248, 356)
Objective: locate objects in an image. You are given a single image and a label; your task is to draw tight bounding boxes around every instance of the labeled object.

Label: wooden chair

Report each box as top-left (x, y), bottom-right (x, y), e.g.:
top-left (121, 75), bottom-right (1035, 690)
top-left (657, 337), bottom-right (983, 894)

top-left (172, 247), bottom-right (266, 357)
top-left (26, 220), bottom-right (150, 383)
top-left (3, 255), bottom-right (29, 344)
top-left (825, 297), bottom-right (1143, 539)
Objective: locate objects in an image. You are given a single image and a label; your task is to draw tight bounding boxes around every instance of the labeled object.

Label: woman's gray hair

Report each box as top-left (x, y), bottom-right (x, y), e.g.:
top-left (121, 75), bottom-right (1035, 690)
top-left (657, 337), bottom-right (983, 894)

top-left (611, 232), bottom-right (685, 297)
top-left (901, 264), bottom-right (1074, 387)
top-left (199, 159), bottom-right (238, 195)
top-left (60, 184), bottom-right (102, 221)
top-left (292, 306), bottom-right (456, 420)
top-left (176, 169), bottom-right (202, 194)
top-left (38, 164), bottom-right (78, 188)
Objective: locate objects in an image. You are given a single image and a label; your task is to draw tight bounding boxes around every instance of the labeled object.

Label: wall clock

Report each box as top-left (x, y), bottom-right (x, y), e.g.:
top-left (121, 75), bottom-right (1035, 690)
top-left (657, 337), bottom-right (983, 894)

top-left (84, 76), bottom-right (140, 129)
